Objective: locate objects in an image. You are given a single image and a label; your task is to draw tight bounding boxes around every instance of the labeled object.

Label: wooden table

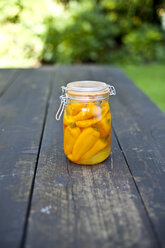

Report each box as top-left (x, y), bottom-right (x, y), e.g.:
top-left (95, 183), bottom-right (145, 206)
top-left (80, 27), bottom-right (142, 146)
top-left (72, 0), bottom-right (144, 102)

top-left (0, 66), bottom-right (165, 248)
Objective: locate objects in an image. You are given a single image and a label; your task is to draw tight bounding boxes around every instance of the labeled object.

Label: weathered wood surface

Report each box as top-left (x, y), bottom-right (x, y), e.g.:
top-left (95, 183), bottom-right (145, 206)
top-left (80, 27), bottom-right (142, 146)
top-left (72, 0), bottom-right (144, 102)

top-left (0, 69), bottom-right (20, 97)
top-left (0, 66), bottom-right (165, 248)
top-left (0, 68), bottom-right (53, 247)
top-left (25, 66), bottom-right (163, 248)
top-left (90, 65), bottom-right (165, 247)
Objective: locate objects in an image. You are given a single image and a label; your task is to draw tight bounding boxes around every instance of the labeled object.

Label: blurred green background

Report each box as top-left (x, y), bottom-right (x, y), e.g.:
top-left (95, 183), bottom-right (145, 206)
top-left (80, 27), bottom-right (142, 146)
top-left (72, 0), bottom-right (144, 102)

top-left (0, 0), bottom-right (165, 110)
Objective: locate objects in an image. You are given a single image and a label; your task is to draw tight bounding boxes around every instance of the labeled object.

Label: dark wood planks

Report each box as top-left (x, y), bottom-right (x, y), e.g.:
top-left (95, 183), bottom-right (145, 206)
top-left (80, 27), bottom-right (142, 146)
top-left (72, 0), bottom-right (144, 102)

top-left (0, 68), bottom-right (53, 248)
top-left (25, 66), bottom-right (158, 248)
top-left (0, 69), bottom-right (21, 97)
top-left (90, 65), bottom-right (165, 248)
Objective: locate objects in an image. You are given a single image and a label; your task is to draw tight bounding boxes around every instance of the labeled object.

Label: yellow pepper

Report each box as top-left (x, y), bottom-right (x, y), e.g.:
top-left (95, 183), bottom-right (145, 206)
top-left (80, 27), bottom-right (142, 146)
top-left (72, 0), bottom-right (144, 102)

top-left (63, 103), bottom-right (101, 125)
top-left (73, 103), bottom-right (102, 121)
top-left (64, 125), bottom-right (81, 155)
top-left (72, 127), bottom-right (100, 162)
top-left (75, 103), bottom-right (110, 128)
top-left (66, 103), bottom-right (86, 116)
top-left (81, 138), bottom-right (107, 161)
top-left (102, 102), bottom-right (110, 117)
top-left (68, 153), bottom-right (73, 161)
top-left (63, 124), bottom-right (67, 133)
top-left (80, 146), bottom-right (110, 165)
top-left (106, 133), bottom-right (111, 145)
top-left (98, 112), bottom-right (111, 138)
top-left (63, 114), bottom-right (74, 126)
top-left (76, 115), bottom-right (102, 128)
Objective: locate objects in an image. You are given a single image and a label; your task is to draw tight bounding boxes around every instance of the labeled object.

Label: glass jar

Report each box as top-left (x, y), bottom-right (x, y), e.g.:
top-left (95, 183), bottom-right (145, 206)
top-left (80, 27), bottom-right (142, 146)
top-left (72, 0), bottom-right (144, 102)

top-left (56, 81), bottom-right (116, 165)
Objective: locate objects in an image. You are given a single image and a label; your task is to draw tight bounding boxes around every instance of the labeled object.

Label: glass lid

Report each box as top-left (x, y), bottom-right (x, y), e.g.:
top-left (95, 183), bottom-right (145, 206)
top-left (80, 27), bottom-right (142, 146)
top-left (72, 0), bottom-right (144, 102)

top-left (65, 81), bottom-right (111, 97)
top-left (56, 81), bottom-right (116, 120)
top-left (67, 81), bottom-right (108, 92)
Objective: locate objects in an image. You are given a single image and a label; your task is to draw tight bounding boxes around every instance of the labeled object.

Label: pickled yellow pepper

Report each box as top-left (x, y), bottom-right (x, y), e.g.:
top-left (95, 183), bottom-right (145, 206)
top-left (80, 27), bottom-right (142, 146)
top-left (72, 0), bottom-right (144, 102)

top-left (75, 103), bottom-right (108, 128)
top-left (64, 125), bottom-right (80, 155)
top-left (63, 114), bottom-right (74, 126)
top-left (79, 146), bottom-right (110, 165)
top-left (67, 103), bottom-right (85, 116)
top-left (98, 112), bottom-right (111, 138)
top-left (63, 101), bottom-right (111, 164)
top-left (76, 115), bottom-right (102, 128)
top-left (72, 127), bottom-right (100, 162)
top-left (73, 104), bottom-right (101, 121)
top-left (80, 138), bottom-right (107, 161)
top-left (102, 102), bottom-right (110, 117)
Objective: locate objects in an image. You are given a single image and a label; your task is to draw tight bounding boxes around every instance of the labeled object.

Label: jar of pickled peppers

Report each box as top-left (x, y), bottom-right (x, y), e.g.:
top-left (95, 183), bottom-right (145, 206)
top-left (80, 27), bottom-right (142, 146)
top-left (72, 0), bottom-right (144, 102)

top-left (56, 81), bottom-right (116, 165)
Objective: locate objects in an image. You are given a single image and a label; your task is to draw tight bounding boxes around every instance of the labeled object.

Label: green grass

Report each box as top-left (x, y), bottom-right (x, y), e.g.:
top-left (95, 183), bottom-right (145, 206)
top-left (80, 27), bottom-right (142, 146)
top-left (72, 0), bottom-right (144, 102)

top-left (120, 64), bottom-right (165, 112)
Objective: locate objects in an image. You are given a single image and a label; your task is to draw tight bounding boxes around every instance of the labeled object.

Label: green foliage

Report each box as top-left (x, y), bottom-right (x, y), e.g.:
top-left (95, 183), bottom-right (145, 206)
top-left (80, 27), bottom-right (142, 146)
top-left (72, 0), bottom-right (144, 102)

top-left (41, 0), bottom-right (165, 64)
top-left (42, 7), bottom-right (119, 63)
top-left (0, 0), bottom-right (47, 67)
top-left (122, 24), bottom-right (165, 63)
top-left (0, 0), bottom-right (165, 66)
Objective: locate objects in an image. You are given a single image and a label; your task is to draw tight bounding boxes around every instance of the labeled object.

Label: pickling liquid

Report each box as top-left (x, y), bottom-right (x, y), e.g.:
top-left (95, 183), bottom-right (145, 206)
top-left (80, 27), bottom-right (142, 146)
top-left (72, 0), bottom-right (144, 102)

top-left (63, 101), bottom-right (111, 165)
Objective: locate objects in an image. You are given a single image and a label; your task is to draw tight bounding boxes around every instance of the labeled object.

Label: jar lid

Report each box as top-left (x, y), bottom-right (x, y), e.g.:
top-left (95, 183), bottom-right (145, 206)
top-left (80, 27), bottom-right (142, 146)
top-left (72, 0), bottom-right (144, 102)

top-left (67, 81), bottom-right (107, 92)
top-left (56, 81), bottom-right (116, 120)
top-left (63, 81), bottom-right (115, 97)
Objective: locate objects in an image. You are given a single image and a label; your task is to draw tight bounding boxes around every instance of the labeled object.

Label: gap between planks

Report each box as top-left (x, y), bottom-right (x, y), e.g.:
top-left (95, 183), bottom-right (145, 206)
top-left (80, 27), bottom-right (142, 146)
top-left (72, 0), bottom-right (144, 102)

top-left (25, 66), bottom-right (159, 248)
top-left (0, 69), bottom-right (22, 98)
top-left (20, 69), bottom-right (55, 248)
top-left (88, 65), bottom-right (163, 247)
top-left (111, 124), bottom-right (162, 248)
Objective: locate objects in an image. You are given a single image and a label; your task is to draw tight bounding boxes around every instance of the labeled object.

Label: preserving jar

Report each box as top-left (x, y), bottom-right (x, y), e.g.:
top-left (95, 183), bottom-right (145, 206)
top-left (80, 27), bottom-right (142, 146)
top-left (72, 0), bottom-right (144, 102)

top-left (56, 81), bottom-right (116, 165)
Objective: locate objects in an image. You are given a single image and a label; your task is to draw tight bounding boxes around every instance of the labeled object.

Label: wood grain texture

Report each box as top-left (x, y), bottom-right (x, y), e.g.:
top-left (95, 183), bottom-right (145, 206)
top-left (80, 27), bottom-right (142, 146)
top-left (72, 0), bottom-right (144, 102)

top-left (0, 68), bottom-right (53, 248)
top-left (89, 65), bottom-right (165, 248)
top-left (25, 66), bottom-right (158, 248)
top-left (0, 69), bottom-right (20, 97)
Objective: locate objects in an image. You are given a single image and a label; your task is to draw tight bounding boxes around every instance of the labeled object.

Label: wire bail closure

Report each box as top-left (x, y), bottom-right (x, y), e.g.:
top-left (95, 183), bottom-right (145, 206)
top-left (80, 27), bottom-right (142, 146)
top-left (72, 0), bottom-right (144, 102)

top-left (55, 83), bottom-right (116, 121)
top-left (107, 84), bottom-right (116, 96)
top-left (55, 94), bottom-right (67, 121)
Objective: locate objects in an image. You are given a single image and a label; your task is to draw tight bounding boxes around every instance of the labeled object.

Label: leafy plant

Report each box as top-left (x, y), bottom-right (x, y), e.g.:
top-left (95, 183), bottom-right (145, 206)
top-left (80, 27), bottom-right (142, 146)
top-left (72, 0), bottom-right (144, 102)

top-left (0, 0), bottom-right (165, 66)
